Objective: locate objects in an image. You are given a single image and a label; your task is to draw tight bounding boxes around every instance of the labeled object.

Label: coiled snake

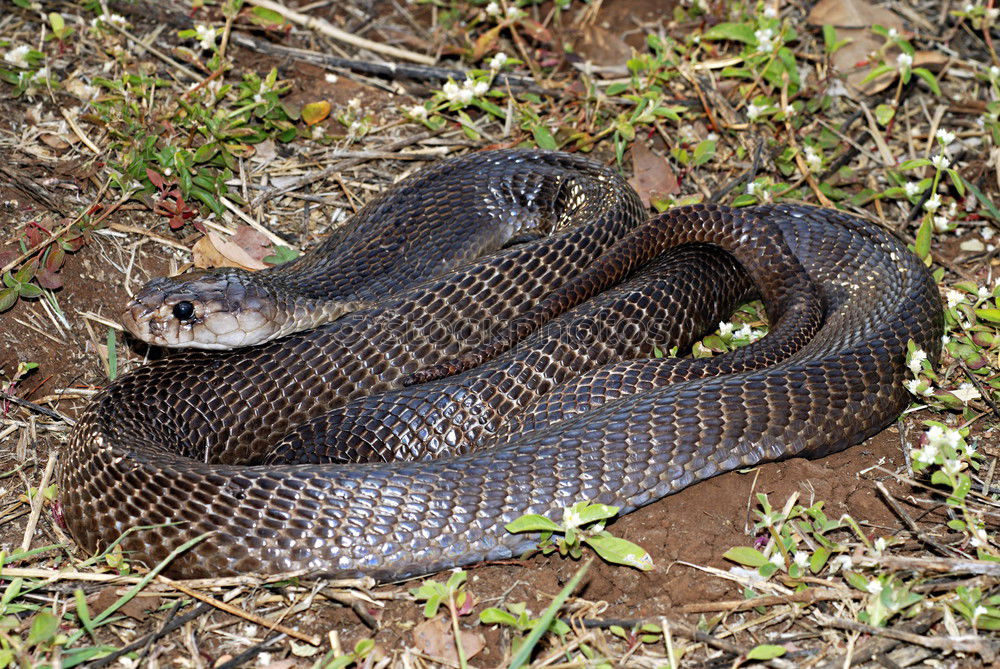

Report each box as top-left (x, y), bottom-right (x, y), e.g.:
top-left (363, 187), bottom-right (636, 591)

top-left (59, 150), bottom-right (943, 580)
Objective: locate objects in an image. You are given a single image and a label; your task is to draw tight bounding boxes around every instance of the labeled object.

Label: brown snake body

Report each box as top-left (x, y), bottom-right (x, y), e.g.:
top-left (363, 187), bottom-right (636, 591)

top-left (59, 150), bottom-right (943, 579)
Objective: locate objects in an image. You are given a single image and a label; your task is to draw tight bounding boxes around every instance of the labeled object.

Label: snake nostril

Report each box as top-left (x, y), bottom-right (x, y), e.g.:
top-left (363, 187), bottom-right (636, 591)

top-left (172, 301), bottom-right (195, 321)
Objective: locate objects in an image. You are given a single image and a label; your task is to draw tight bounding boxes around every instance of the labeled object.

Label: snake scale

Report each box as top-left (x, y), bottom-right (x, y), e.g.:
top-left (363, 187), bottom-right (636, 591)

top-left (59, 150), bottom-right (943, 580)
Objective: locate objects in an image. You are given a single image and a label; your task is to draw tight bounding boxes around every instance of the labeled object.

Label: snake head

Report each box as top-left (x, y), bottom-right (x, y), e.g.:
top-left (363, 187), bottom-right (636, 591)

top-left (121, 269), bottom-right (283, 350)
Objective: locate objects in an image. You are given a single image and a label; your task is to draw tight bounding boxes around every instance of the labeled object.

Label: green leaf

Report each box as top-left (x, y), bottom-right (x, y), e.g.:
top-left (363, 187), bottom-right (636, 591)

top-left (874, 104), bottom-right (895, 126)
top-left (27, 611), bottom-right (59, 647)
top-left (701, 22), bottom-right (756, 44)
top-left (723, 546), bottom-right (769, 567)
top-left (0, 288), bottom-right (17, 312)
top-left (585, 532), bottom-right (653, 570)
top-left (572, 502), bottom-right (619, 526)
top-left (747, 644), bottom-right (786, 660)
top-left (18, 283), bottom-right (42, 299)
top-left (975, 308), bottom-right (1000, 324)
top-left (605, 82), bottom-right (629, 96)
top-left (692, 139), bottom-right (716, 166)
top-left (479, 607), bottom-right (518, 626)
top-left (914, 216), bottom-right (932, 261)
top-left (48, 13), bottom-right (65, 34)
top-left (810, 546), bottom-right (831, 573)
top-left (532, 124), bottom-right (557, 150)
top-left (912, 67), bottom-right (941, 95)
top-left (899, 158), bottom-right (932, 170)
top-left (506, 514), bottom-right (561, 533)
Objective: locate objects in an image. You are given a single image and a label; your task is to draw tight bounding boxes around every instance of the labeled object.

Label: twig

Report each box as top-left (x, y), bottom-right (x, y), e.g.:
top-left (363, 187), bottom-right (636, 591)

top-left (855, 554), bottom-right (1000, 577)
top-left (816, 614), bottom-right (996, 657)
top-left (104, 22), bottom-right (200, 81)
top-left (87, 602), bottom-right (214, 669)
top-left (0, 391), bottom-right (71, 423)
top-left (874, 481), bottom-right (957, 557)
top-left (230, 33), bottom-right (549, 94)
top-left (20, 453), bottom-right (57, 552)
top-left (244, 0), bottom-right (435, 65)
top-left (157, 575), bottom-right (321, 645)
top-left (251, 130), bottom-right (443, 206)
top-left (676, 587), bottom-right (860, 613)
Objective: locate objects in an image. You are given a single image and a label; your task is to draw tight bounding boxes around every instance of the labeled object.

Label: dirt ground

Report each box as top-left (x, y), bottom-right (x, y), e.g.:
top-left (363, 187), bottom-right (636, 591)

top-left (0, 0), bottom-right (996, 666)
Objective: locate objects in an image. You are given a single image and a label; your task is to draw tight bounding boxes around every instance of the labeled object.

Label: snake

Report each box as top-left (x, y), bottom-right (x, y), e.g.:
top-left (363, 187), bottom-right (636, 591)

top-left (58, 150), bottom-right (943, 580)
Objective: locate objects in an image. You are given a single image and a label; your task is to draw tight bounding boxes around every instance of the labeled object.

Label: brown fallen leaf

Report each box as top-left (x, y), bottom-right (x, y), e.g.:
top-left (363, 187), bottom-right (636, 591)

top-left (629, 141), bottom-right (678, 208)
top-left (411, 616), bottom-right (485, 665)
top-left (807, 0), bottom-right (946, 97)
top-left (568, 23), bottom-right (633, 68)
top-left (88, 586), bottom-right (161, 621)
top-left (192, 227), bottom-right (273, 271)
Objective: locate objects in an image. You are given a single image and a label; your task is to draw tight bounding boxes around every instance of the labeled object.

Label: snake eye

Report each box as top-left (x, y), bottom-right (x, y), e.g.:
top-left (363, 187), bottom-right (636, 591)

top-left (172, 301), bottom-right (195, 321)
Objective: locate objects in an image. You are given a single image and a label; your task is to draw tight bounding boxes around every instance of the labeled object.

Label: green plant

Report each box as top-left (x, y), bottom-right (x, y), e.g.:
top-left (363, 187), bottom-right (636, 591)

top-left (505, 501), bottom-right (653, 569)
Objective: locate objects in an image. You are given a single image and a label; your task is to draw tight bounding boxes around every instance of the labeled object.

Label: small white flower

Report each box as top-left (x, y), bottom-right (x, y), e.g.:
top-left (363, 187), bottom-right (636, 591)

top-left (763, 5), bottom-right (778, 18)
top-left (896, 52), bottom-right (913, 70)
top-left (252, 93), bottom-right (264, 104)
top-left (793, 551), bottom-right (810, 568)
top-left (973, 605), bottom-right (989, 621)
top-left (887, 28), bottom-right (899, 40)
top-left (991, 65), bottom-right (1000, 80)
top-left (348, 120), bottom-right (363, 134)
top-left (969, 526), bottom-right (989, 547)
top-left (908, 348), bottom-right (927, 374)
top-left (933, 215), bottom-right (952, 232)
top-left (442, 80), bottom-right (461, 102)
top-left (946, 289), bottom-right (965, 309)
top-left (874, 537), bottom-right (887, 553)
top-left (904, 182), bottom-right (921, 197)
top-left (782, 104), bottom-right (795, 116)
top-left (936, 128), bottom-right (956, 145)
top-left (746, 102), bottom-right (764, 121)
top-left (754, 27), bottom-right (775, 51)
top-left (408, 104), bottom-right (428, 119)
top-left (769, 552), bottom-right (785, 567)
top-left (194, 24), bottom-right (217, 51)
top-left (718, 321), bottom-right (734, 338)
top-left (506, 5), bottom-right (523, 18)
top-left (866, 580), bottom-right (884, 595)
top-left (32, 66), bottom-right (49, 82)
top-left (489, 52), bottom-right (508, 71)
top-left (485, 1), bottom-right (501, 17)
top-left (4, 45), bottom-right (31, 68)
top-left (472, 80), bottom-right (489, 96)
top-left (931, 154), bottom-right (951, 170)
top-left (733, 323), bottom-right (754, 340)
top-left (804, 145), bottom-right (822, 171)
top-left (830, 555), bottom-right (853, 572)
top-left (746, 181), bottom-right (760, 195)
top-left (924, 194), bottom-right (942, 211)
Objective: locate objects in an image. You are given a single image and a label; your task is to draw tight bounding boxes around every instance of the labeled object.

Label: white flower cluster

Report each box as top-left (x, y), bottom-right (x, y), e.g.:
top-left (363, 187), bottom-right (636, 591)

top-left (718, 320), bottom-right (766, 343)
top-left (896, 52), bottom-right (913, 71)
top-left (443, 77), bottom-right (489, 105)
top-left (803, 145), bottom-right (822, 171)
top-left (911, 424), bottom-right (966, 466)
top-left (754, 27), bottom-right (776, 52)
top-left (194, 24), bottom-right (217, 51)
top-left (4, 45), bottom-right (31, 68)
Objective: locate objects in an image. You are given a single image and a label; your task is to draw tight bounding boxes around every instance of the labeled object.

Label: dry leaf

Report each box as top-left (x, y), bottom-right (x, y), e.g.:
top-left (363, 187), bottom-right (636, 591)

top-left (192, 228), bottom-right (271, 271)
top-left (808, 0), bottom-right (902, 97)
top-left (569, 23), bottom-right (633, 68)
top-left (412, 616), bottom-right (485, 665)
top-left (302, 101), bottom-right (331, 126)
top-left (89, 587), bottom-right (160, 621)
top-left (629, 142), bottom-right (678, 208)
